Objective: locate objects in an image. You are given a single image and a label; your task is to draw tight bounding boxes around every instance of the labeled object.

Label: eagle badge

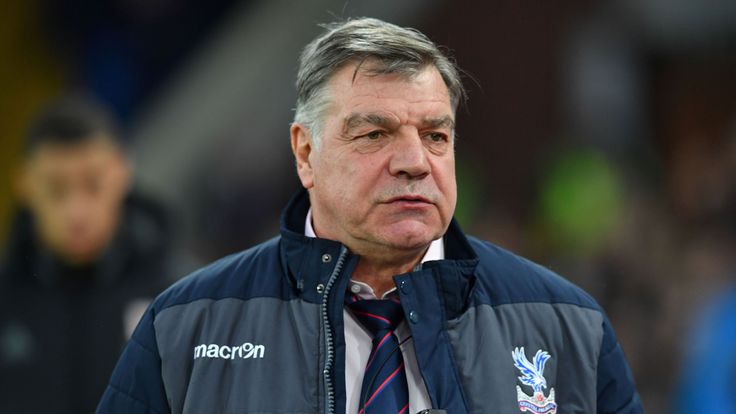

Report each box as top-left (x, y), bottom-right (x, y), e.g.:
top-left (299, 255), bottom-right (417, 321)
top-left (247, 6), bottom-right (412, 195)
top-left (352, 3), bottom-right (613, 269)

top-left (512, 347), bottom-right (558, 413)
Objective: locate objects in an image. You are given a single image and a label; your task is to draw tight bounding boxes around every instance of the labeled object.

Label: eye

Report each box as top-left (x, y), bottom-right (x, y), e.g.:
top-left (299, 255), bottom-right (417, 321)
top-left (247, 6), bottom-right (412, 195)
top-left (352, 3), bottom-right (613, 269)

top-left (365, 130), bottom-right (383, 140)
top-left (427, 132), bottom-right (447, 142)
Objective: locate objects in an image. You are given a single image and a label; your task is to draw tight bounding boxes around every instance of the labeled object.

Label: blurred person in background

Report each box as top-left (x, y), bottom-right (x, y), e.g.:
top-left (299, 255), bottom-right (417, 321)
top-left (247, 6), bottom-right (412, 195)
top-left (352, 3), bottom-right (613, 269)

top-left (0, 95), bottom-right (171, 414)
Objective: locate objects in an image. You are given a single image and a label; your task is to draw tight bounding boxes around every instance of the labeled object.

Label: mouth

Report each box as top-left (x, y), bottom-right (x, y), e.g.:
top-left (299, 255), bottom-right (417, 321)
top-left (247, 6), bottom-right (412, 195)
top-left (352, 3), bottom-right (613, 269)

top-left (384, 195), bottom-right (433, 205)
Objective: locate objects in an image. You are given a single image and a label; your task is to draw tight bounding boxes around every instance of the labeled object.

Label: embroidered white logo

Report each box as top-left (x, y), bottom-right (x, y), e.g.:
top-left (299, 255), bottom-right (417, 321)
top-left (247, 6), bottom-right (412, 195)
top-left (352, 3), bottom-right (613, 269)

top-left (512, 347), bottom-right (557, 414)
top-left (193, 342), bottom-right (265, 360)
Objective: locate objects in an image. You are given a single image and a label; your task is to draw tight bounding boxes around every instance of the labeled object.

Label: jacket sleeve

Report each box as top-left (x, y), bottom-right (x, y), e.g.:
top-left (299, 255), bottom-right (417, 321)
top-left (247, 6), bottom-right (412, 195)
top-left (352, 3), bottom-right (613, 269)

top-left (96, 305), bottom-right (170, 413)
top-left (596, 315), bottom-right (644, 413)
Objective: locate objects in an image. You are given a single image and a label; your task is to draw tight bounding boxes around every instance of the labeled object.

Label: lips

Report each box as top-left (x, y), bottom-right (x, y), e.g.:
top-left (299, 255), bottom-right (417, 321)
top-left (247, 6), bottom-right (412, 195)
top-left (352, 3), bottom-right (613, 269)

top-left (384, 195), bottom-right (432, 204)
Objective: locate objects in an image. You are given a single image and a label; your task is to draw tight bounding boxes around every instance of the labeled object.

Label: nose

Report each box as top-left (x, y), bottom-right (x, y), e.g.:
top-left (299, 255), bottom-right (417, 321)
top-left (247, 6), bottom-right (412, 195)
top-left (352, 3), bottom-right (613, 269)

top-left (62, 190), bottom-right (94, 230)
top-left (388, 129), bottom-right (430, 179)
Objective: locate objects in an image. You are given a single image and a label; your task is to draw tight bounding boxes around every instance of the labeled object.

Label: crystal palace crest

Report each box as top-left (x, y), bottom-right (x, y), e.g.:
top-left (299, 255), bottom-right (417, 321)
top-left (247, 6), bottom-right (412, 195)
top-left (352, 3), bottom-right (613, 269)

top-left (512, 347), bottom-right (557, 414)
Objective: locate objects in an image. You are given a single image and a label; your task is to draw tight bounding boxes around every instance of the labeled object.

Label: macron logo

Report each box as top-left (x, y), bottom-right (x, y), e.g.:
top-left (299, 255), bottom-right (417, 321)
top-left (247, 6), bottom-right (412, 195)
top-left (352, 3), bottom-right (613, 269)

top-left (193, 342), bottom-right (265, 360)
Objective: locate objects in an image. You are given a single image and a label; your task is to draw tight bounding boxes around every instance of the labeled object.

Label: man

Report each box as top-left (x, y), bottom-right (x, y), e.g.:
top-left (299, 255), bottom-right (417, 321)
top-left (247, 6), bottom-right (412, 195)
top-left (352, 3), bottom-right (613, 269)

top-left (97, 18), bottom-right (642, 413)
top-left (0, 95), bottom-right (170, 414)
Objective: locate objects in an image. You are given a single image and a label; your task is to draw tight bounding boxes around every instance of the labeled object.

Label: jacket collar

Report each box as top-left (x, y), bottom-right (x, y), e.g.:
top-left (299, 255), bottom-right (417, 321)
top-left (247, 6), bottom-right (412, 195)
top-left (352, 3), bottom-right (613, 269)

top-left (279, 189), bottom-right (479, 313)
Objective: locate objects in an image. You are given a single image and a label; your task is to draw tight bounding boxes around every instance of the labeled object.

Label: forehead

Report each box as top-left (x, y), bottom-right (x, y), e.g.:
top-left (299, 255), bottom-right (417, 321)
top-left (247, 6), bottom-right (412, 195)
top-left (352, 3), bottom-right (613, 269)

top-left (324, 63), bottom-right (453, 123)
top-left (27, 137), bottom-right (119, 171)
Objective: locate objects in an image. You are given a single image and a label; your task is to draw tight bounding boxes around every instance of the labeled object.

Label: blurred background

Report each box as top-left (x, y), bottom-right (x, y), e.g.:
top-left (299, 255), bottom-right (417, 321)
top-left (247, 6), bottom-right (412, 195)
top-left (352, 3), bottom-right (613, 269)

top-left (2, 0), bottom-right (736, 412)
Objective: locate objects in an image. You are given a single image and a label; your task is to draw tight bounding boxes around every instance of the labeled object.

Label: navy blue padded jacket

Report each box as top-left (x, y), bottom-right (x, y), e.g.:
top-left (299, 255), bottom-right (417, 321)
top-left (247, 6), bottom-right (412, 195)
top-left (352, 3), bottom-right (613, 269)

top-left (97, 190), bottom-right (643, 414)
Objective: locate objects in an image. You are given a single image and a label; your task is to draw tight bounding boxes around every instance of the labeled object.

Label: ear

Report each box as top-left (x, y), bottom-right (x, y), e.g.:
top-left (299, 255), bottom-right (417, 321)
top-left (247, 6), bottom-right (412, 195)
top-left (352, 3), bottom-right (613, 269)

top-left (113, 151), bottom-right (133, 196)
top-left (290, 123), bottom-right (315, 189)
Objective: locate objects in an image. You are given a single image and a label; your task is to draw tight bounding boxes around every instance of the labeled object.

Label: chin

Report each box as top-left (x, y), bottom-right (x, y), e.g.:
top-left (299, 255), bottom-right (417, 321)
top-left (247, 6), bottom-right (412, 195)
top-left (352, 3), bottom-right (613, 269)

top-left (382, 224), bottom-right (440, 250)
top-left (60, 252), bottom-right (97, 267)
top-left (62, 243), bottom-right (104, 265)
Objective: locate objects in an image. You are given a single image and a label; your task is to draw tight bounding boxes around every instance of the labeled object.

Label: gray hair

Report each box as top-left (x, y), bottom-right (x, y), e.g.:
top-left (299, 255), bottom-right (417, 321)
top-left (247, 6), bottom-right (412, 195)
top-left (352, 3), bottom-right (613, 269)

top-left (294, 17), bottom-right (466, 147)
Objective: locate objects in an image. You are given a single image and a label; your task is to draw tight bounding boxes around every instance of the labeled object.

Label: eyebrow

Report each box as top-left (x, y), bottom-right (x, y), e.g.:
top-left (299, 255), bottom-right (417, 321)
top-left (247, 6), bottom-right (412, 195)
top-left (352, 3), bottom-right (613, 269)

top-left (343, 113), bottom-right (398, 133)
top-left (343, 113), bottom-right (455, 133)
top-left (420, 115), bottom-right (455, 130)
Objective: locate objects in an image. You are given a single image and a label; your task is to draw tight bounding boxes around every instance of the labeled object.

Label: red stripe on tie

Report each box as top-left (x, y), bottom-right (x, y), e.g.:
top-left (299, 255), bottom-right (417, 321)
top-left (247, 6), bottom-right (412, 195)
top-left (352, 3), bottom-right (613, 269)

top-left (351, 309), bottom-right (391, 325)
top-left (398, 402), bottom-right (410, 414)
top-left (365, 331), bottom-right (393, 369)
top-left (359, 362), bottom-right (405, 412)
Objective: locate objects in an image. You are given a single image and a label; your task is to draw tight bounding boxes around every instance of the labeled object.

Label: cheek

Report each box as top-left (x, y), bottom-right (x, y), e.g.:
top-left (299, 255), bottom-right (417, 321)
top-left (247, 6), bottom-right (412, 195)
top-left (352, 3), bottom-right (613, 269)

top-left (38, 207), bottom-right (61, 230)
top-left (436, 158), bottom-right (456, 188)
top-left (88, 191), bottom-right (122, 225)
top-left (26, 189), bottom-right (62, 226)
top-left (438, 160), bottom-right (458, 209)
top-left (319, 152), bottom-right (365, 186)
top-left (32, 205), bottom-right (67, 243)
top-left (313, 147), bottom-right (387, 204)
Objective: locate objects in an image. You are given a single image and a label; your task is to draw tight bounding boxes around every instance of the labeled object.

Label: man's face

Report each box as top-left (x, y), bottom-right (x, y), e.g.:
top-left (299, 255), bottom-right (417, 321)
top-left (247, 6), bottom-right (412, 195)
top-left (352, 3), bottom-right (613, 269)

top-left (293, 63), bottom-right (457, 258)
top-left (18, 137), bottom-right (130, 266)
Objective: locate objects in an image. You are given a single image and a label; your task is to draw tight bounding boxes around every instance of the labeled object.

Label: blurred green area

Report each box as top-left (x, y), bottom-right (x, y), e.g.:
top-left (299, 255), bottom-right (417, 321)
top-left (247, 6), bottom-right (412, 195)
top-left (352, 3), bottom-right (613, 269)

top-left (454, 161), bottom-right (482, 228)
top-left (534, 149), bottom-right (623, 256)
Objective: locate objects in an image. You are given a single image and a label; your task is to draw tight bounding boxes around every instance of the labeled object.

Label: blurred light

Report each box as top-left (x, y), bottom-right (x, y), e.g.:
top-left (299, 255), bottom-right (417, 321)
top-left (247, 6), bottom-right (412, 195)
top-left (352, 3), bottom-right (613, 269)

top-left (537, 149), bottom-right (623, 254)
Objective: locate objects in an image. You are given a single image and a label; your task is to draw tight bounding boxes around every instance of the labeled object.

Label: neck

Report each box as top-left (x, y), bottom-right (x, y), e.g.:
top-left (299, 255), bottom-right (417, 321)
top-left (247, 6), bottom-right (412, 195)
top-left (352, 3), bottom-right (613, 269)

top-left (351, 247), bottom-right (427, 298)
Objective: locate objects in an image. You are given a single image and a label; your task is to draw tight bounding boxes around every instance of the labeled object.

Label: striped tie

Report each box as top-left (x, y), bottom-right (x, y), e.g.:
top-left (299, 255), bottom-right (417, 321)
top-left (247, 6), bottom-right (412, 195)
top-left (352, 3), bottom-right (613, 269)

top-left (345, 296), bottom-right (410, 414)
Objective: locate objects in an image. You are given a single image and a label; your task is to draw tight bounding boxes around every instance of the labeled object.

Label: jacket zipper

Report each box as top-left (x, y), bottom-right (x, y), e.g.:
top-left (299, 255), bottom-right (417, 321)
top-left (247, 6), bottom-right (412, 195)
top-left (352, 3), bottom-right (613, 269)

top-left (322, 246), bottom-right (348, 414)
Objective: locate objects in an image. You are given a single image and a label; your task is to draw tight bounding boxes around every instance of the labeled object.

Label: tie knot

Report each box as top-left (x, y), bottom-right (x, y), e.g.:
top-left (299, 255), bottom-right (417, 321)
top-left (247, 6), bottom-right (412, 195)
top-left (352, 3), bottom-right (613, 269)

top-left (346, 298), bottom-right (405, 335)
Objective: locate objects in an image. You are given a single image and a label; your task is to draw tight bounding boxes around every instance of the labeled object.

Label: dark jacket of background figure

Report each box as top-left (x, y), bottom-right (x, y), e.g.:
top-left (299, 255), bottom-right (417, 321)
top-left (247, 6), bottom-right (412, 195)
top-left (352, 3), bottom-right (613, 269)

top-left (0, 192), bottom-right (171, 414)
